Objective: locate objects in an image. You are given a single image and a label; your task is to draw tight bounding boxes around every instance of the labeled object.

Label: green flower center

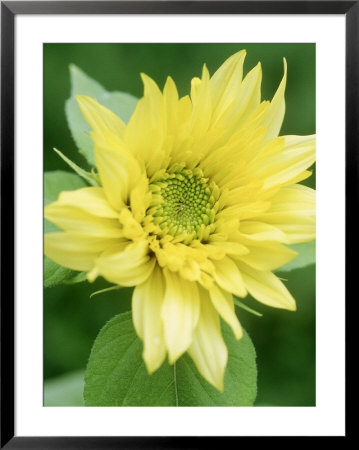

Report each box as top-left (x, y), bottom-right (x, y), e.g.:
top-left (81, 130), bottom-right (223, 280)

top-left (148, 166), bottom-right (220, 242)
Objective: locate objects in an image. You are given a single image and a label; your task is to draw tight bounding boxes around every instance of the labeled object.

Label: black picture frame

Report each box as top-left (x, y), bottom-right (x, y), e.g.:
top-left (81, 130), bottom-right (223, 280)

top-left (1, 1), bottom-right (354, 447)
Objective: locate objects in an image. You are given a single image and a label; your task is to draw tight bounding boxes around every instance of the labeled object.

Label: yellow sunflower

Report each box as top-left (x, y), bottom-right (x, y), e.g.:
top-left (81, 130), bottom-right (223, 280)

top-left (44, 50), bottom-right (315, 391)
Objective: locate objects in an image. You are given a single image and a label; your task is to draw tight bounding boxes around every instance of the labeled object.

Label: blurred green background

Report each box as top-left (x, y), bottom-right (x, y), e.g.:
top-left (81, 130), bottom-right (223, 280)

top-left (44, 43), bottom-right (315, 406)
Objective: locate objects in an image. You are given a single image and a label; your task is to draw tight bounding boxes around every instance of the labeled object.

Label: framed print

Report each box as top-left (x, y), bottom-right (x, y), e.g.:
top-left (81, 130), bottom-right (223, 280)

top-left (1, 1), bottom-right (354, 447)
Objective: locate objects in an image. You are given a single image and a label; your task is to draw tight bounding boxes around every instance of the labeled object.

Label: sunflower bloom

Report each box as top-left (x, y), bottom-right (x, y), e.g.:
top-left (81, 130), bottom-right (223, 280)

top-left (45, 51), bottom-right (315, 391)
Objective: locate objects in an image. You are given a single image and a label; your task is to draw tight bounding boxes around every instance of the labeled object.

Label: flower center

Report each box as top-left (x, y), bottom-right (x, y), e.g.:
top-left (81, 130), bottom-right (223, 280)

top-left (147, 166), bottom-right (220, 242)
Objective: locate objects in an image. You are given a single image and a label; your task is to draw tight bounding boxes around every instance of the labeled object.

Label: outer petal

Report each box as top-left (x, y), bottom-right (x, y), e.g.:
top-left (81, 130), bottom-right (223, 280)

top-left (205, 62), bottom-right (263, 153)
top-left (76, 95), bottom-right (126, 143)
top-left (236, 261), bottom-right (296, 310)
top-left (209, 285), bottom-right (242, 339)
top-left (260, 58), bottom-right (287, 140)
top-left (189, 65), bottom-right (212, 142)
top-left (251, 134), bottom-right (316, 189)
top-left (237, 241), bottom-right (298, 271)
top-left (213, 256), bottom-right (247, 298)
top-left (129, 175), bottom-right (151, 223)
top-left (239, 221), bottom-right (288, 243)
top-left (132, 265), bottom-right (166, 373)
top-left (45, 191), bottom-right (123, 238)
top-left (45, 206), bottom-right (122, 238)
top-left (268, 183), bottom-right (315, 214)
top-left (94, 240), bottom-right (155, 286)
top-left (210, 50), bottom-right (246, 122)
top-left (187, 287), bottom-right (228, 391)
top-left (163, 76), bottom-right (179, 134)
top-left (44, 232), bottom-right (116, 271)
top-left (254, 184), bottom-right (315, 243)
top-left (222, 62), bottom-right (262, 131)
top-left (207, 240), bottom-right (249, 257)
top-left (162, 269), bottom-right (200, 364)
top-left (125, 74), bottom-right (167, 176)
top-left (93, 133), bottom-right (143, 210)
top-left (56, 187), bottom-right (119, 218)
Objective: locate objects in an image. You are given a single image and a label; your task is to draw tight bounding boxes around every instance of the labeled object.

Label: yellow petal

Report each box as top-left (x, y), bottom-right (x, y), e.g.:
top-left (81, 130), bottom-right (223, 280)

top-left (269, 183), bottom-right (315, 214)
top-left (45, 205), bottom-right (123, 238)
top-left (132, 265), bottom-right (166, 373)
top-left (239, 221), bottom-right (288, 243)
top-left (235, 62), bottom-right (262, 122)
top-left (237, 241), bottom-right (298, 271)
top-left (209, 285), bottom-right (242, 339)
top-left (255, 184), bottom-right (315, 243)
top-left (163, 76), bottom-right (180, 138)
top-left (162, 269), bottom-right (200, 363)
top-left (190, 77), bottom-right (201, 102)
top-left (125, 74), bottom-right (166, 176)
top-left (93, 133), bottom-right (143, 210)
top-left (274, 224), bottom-right (315, 243)
top-left (283, 169), bottom-right (312, 186)
top-left (187, 287), bottom-right (227, 391)
top-left (222, 62), bottom-right (262, 131)
top-left (236, 261), bottom-right (296, 310)
top-left (206, 62), bottom-right (263, 151)
top-left (129, 175), bottom-right (151, 223)
top-left (208, 240), bottom-right (249, 257)
top-left (213, 256), bottom-right (247, 298)
top-left (189, 65), bottom-right (212, 141)
top-left (210, 50), bottom-right (246, 120)
top-left (45, 192), bottom-right (123, 238)
top-left (95, 240), bottom-right (155, 286)
top-left (57, 187), bottom-right (119, 218)
top-left (118, 208), bottom-right (145, 240)
top-left (255, 134), bottom-right (316, 189)
top-left (261, 58), bottom-right (287, 140)
top-left (76, 95), bottom-right (125, 142)
top-left (178, 95), bottom-right (192, 123)
top-left (45, 232), bottom-right (116, 271)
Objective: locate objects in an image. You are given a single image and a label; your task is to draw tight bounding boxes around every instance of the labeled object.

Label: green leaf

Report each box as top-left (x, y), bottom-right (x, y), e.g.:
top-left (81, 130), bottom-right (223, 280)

top-left (44, 257), bottom-right (75, 288)
top-left (63, 271), bottom-right (87, 285)
top-left (44, 370), bottom-right (85, 406)
top-left (277, 241), bottom-right (316, 272)
top-left (84, 312), bottom-right (257, 406)
top-left (234, 297), bottom-right (263, 317)
top-left (65, 65), bottom-right (138, 166)
top-left (89, 285), bottom-right (122, 298)
top-left (53, 148), bottom-right (98, 186)
top-left (44, 170), bottom-right (87, 288)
